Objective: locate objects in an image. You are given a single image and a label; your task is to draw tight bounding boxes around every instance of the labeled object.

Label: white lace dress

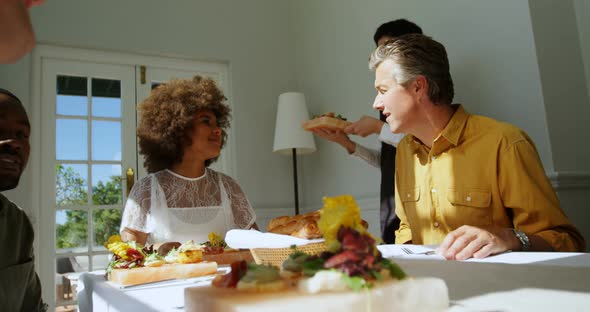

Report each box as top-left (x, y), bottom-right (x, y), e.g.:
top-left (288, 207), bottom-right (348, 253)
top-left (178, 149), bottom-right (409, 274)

top-left (120, 168), bottom-right (256, 244)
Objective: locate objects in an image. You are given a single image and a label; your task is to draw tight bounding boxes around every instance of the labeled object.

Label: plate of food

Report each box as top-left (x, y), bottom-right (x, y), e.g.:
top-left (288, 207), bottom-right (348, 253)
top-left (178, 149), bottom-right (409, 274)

top-left (201, 232), bottom-right (254, 265)
top-left (185, 195), bottom-right (449, 312)
top-left (105, 237), bottom-right (217, 286)
top-left (302, 112), bottom-right (352, 131)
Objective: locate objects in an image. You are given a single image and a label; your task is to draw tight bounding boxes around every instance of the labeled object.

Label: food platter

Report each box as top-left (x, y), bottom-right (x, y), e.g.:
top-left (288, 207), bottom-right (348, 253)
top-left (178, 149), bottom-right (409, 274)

top-left (185, 277), bottom-right (448, 312)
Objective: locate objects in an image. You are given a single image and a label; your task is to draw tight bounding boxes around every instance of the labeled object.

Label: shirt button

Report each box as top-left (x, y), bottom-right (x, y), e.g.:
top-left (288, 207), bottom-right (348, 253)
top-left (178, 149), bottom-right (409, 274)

top-left (433, 222), bottom-right (440, 228)
top-left (407, 193), bottom-right (411, 198)
top-left (466, 196), bottom-right (472, 202)
top-left (431, 156), bottom-right (436, 161)
top-left (431, 188), bottom-right (437, 193)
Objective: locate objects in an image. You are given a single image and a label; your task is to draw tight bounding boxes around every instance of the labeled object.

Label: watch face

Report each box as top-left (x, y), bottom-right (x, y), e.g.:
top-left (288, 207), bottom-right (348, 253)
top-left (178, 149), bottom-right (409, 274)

top-left (513, 229), bottom-right (530, 251)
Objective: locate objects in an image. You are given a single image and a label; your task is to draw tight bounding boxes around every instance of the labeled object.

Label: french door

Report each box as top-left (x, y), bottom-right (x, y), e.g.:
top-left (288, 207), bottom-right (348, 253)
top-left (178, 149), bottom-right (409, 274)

top-left (34, 47), bottom-right (231, 311)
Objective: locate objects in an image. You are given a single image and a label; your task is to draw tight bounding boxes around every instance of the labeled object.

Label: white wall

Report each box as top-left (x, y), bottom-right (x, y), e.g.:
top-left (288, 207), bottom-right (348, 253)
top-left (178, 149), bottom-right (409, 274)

top-left (1, 0), bottom-right (588, 246)
top-left (528, 0), bottom-right (590, 247)
top-left (0, 0), bottom-right (297, 217)
top-left (529, 0), bottom-right (590, 172)
top-left (292, 0), bottom-right (553, 203)
top-left (574, 0), bottom-right (590, 100)
top-left (292, 0), bottom-right (589, 248)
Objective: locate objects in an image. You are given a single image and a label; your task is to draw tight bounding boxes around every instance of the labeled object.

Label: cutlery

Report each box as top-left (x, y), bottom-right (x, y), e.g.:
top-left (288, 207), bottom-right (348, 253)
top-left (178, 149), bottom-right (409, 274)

top-left (401, 247), bottom-right (436, 255)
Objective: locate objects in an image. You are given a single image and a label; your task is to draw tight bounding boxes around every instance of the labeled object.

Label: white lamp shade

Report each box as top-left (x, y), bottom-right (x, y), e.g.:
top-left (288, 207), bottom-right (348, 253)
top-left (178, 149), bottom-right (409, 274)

top-left (273, 92), bottom-right (317, 155)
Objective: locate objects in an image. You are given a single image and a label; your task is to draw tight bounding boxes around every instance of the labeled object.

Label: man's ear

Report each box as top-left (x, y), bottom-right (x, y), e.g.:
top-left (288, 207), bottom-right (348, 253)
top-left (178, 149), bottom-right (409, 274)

top-left (413, 76), bottom-right (428, 94)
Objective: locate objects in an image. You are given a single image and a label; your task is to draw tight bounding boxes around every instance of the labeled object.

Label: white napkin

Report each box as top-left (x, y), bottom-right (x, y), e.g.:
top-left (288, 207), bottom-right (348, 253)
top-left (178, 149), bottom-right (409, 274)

top-left (225, 229), bottom-right (324, 249)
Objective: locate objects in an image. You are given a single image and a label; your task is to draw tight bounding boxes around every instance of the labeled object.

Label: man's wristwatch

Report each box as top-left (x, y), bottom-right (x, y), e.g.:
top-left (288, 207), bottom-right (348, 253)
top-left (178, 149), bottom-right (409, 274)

top-left (512, 228), bottom-right (530, 251)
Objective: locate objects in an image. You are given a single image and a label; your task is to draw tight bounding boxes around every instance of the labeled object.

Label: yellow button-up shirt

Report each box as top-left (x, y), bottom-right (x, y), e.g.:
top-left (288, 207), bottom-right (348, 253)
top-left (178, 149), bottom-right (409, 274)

top-left (394, 105), bottom-right (585, 251)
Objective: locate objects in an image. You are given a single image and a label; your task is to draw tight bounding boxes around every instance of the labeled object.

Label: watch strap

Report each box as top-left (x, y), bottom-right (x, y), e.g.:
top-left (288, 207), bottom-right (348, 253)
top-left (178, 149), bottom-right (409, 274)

top-left (512, 228), bottom-right (530, 251)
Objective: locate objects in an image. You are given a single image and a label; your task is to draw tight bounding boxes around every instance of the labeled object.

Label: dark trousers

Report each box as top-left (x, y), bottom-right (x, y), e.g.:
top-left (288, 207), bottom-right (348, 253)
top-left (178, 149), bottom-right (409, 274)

top-left (380, 195), bottom-right (400, 244)
top-left (379, 111), bottom-right (399, 244)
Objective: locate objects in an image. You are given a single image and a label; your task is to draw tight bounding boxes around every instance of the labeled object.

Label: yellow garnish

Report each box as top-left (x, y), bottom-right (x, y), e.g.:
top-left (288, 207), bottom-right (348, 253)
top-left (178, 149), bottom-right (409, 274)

top-left (318, 195), bottom-right (371, 251)
top-left (106, 241), bottom-right (134, 260)
top-left (208, 232), bottom-right (225, 247)
top-left (177, 249), bottom-right (203, 263)
top-left (104, 234), bottom-right (122, 248)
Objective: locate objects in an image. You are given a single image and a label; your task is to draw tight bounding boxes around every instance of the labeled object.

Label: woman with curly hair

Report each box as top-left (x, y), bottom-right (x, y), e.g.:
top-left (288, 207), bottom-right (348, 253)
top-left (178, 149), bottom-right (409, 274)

top-left (120, 76), bottom-right (257, 245)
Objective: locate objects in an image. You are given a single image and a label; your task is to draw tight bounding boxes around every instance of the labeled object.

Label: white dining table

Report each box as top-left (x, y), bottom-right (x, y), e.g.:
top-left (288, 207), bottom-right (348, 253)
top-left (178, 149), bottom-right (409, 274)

top-left (77, 248), bottom-right (590, 312)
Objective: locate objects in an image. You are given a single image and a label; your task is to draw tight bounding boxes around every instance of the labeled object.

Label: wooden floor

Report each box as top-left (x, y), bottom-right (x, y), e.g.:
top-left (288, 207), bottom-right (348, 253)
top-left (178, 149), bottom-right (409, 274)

top-left (55, 305), bottom-right (77, 312)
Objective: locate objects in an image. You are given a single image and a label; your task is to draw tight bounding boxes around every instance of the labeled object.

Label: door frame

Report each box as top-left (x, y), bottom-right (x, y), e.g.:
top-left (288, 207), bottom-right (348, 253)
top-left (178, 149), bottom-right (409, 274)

top-left (30, 44), bottom-right (234, 308)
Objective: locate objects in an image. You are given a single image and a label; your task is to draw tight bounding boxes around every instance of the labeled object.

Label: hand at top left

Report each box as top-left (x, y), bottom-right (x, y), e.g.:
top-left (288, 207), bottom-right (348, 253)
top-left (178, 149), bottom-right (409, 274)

top-left (25, 0), bottom-right (45, 8)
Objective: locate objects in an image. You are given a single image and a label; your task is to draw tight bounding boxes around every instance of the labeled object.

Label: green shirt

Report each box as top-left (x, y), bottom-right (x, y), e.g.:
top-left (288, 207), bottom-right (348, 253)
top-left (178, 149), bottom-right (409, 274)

top-left (0, 193), bottom-right (46, 312)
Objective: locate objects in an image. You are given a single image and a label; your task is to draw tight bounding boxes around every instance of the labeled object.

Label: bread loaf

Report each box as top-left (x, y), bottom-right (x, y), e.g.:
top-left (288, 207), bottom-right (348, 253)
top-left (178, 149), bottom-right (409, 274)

top-left (268, 211), bottom-right (368, 239)
top-left (267, 216), bottom-right (292, 231)
top-left (290, 220), bottom-right (321, 239)
top-left (268, 212), bottom-right (322, 239)
top-left (108, 261), bottom-right (218, 286)
top-left (269, 219), bottom-right (300, 235)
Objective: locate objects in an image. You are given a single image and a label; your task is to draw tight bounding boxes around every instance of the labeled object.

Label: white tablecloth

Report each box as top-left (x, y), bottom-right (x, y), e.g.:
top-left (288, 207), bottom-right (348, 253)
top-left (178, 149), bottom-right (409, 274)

top-left (77, 271), bottom-right (220, 312)
top-left (448, 288), bottom-right (590, 312)
top-left (78, 250), bottom-right (590, 312)
top-left (378, 244), bottom-right (590, 267)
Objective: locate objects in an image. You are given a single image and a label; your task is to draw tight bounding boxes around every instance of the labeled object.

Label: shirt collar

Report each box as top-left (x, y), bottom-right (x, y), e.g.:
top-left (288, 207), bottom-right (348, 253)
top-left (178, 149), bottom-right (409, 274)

top-left (408, 104), bottom-right (469, 148)
top-left (439, 104), bottom-right (469, 146)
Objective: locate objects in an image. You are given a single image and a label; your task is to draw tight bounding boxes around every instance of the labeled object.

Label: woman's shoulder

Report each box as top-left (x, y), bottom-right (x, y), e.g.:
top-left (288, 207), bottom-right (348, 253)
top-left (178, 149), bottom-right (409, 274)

top-left (128, 172), bottom-right (161, 198)
top-left (135, 173), bottom-right (155, 187)
top-left (207, 168), bottom-right (240, 186)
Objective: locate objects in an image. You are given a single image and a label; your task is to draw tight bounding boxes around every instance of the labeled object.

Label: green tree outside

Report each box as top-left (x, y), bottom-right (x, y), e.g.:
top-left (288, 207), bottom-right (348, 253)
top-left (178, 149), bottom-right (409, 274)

top-left (55, 164), bottom-right (123, 249)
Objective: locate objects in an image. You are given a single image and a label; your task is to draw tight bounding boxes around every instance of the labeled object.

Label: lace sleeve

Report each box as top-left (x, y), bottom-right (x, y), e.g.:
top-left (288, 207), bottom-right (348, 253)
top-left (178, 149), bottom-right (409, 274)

top-left (120, 176), bottom-right (152, 233)
top-left (220, 174), bottom-right (256, 229)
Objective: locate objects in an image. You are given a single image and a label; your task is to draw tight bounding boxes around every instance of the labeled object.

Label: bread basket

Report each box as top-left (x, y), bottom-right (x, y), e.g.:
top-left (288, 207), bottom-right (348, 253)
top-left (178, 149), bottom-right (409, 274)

top-left (250, 242), bottom-right (327, 267)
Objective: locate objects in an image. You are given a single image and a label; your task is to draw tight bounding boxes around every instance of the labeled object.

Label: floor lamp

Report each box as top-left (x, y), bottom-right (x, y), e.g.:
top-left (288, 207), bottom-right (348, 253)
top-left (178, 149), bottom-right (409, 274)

top-left (272, 92), bottom-right (317, 215)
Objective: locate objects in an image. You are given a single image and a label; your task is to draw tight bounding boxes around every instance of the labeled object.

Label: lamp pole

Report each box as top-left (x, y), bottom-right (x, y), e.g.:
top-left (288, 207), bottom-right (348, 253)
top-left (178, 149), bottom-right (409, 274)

top-left (292, 148), bottom-right (299, 215)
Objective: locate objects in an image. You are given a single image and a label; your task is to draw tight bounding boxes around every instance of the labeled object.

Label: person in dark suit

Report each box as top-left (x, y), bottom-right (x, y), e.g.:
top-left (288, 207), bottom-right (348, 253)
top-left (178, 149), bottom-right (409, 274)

top-left (311, 19), bottom-right (422, 243)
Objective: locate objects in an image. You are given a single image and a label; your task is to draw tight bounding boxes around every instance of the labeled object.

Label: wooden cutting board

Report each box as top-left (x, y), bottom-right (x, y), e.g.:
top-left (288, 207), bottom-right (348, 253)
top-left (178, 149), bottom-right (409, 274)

top-left (203, 249), bottom-right (254, 265)
top-left (109, 261), bottom-right (218, 286)
top-left (184, 277), bottom-right (449, 312)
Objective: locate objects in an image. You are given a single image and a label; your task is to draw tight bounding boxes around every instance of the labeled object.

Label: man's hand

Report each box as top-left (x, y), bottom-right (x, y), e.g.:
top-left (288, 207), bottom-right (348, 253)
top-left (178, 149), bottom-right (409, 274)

top-left (0, 0), bottom-right (44, 63)
top-left (344, 115), bottom-right (384, 137)
top-left (437, 225), bottom-right (520, 260)
top-left (311, 127), bottom-right (356, 154)
top-left (25, 0), bottom-right (45, 8)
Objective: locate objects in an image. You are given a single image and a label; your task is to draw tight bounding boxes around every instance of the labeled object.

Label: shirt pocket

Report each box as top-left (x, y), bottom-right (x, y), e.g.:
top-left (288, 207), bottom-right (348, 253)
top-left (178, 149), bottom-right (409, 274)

top-left (399, 186), bottom-right (421, 221)
top-left (445, 188), bottom-right (492, 228)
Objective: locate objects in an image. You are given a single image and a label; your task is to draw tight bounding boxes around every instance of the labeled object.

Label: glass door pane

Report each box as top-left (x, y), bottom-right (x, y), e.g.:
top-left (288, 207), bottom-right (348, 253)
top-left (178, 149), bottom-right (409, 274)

top-left (40, 58), bottom-right (136, 311)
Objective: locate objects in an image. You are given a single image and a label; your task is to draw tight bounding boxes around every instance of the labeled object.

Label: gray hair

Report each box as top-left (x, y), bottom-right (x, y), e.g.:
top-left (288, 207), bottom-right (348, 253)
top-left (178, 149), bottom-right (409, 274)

top-left (369, 34), bottom-right (454, 105)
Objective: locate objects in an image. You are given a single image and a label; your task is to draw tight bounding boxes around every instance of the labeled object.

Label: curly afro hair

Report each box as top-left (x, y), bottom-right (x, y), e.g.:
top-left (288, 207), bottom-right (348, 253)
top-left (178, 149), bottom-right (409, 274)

top-left (137, 76), bottom-right (230, 173)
